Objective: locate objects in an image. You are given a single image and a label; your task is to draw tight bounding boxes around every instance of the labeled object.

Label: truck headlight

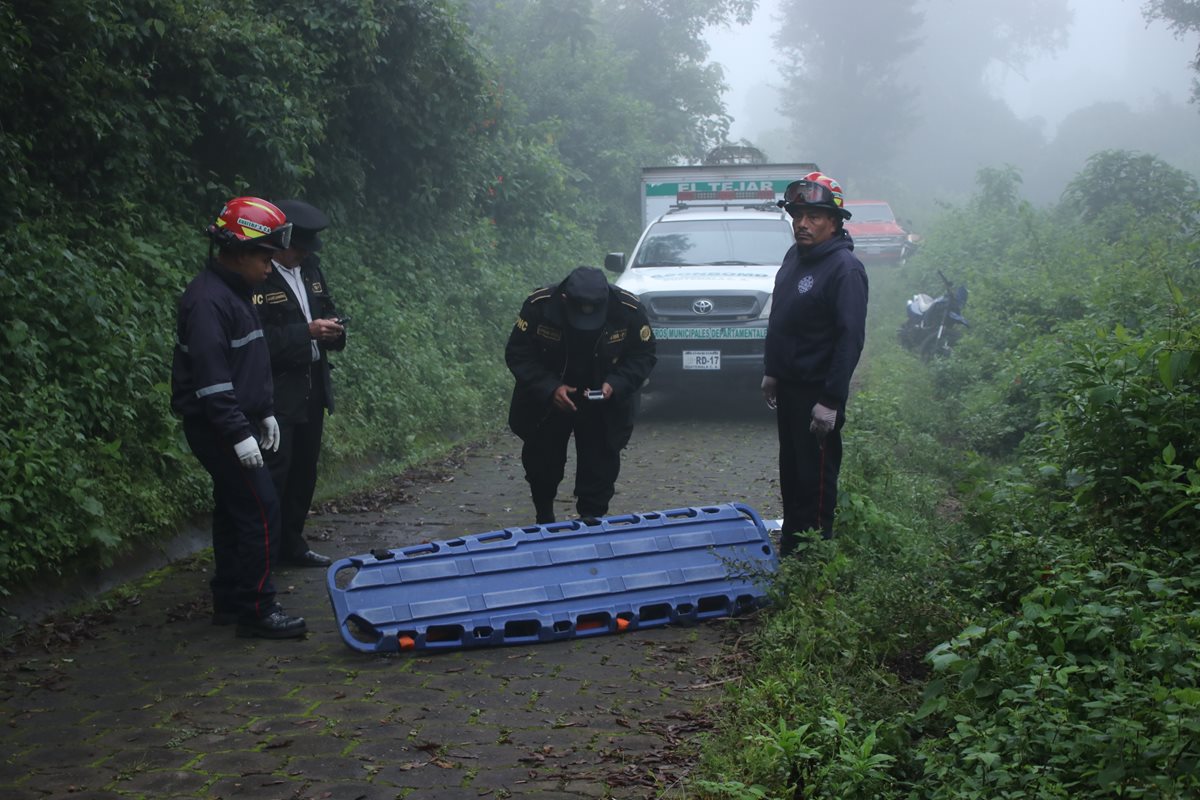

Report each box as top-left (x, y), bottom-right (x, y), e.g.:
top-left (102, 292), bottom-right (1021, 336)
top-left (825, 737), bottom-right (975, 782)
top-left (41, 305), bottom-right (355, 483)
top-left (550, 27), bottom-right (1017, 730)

top-left (759, 294), bottom-right (773, 320)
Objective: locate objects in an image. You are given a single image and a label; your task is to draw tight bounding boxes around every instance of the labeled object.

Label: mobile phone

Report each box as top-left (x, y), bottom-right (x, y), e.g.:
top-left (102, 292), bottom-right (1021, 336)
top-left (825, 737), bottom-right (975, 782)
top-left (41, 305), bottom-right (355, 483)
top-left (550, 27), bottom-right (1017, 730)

top-left (334, 315), bottom-right (351, 325)
top-left (584, 389), bottom-right (605, 401)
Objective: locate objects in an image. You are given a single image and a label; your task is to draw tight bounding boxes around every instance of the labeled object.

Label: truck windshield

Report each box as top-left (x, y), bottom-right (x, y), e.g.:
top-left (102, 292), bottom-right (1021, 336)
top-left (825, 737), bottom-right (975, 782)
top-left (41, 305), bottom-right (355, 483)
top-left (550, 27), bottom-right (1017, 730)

top-left (846, 203), bottom-right (894, 223)
top-left (633, 219), bottom-right (793, 268)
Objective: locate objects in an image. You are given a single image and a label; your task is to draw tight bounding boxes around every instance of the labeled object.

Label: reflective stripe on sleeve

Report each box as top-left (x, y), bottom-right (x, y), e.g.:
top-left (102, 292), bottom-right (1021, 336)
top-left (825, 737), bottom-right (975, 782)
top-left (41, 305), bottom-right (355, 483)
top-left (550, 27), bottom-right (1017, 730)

top-left (196, 382), bottom-right (235, 398)
top-left (231, 330), bottom-right (264, 349)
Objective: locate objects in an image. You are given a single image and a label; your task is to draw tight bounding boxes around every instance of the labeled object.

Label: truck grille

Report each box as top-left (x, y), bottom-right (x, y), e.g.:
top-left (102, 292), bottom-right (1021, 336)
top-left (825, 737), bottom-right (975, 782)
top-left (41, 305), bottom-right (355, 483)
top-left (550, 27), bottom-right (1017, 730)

top-left (646, 293), bottom-right (763, 320)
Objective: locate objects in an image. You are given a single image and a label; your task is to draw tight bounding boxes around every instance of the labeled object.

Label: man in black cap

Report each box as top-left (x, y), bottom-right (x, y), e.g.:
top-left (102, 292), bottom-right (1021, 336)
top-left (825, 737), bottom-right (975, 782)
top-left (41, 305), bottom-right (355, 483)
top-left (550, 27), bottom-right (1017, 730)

top-left (505, 266), bottom-right (657, 523)
top-left (254, 199), bottom-right (346, 567)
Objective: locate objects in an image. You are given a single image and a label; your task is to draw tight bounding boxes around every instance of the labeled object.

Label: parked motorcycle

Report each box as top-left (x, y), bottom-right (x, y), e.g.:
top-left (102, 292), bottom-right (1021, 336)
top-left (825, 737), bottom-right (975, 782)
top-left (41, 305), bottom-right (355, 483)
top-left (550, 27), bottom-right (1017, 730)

top-left (898, 270), bottom-right (969, 359)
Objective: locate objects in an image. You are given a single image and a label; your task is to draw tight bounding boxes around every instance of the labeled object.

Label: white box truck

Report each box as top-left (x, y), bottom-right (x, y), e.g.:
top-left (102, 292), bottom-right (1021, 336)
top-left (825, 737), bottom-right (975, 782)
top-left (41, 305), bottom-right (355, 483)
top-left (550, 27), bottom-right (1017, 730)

top-left (604, 162), bottom-right (818, 392)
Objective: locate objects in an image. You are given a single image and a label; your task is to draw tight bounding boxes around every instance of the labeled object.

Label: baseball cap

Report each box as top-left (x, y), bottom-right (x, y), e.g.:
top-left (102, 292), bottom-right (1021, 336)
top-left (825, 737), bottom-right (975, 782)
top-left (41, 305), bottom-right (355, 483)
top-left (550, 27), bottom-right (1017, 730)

top-left (561, 266), bottom-right (609, 330)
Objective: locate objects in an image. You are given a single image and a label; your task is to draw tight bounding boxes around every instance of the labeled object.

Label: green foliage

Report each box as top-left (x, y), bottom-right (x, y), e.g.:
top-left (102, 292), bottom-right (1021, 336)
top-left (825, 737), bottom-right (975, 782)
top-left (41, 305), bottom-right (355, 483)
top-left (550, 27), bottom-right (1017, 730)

top-left (693, 269), bottom-right (974, 799)
top-left (0, 0), bottom-right (624, 594)
top-left (695, 154), bottom-right (1200, 797)
top-left (698, 711), bottom-right (897, 800)
top-left (1060, 149), bottom-right (1200, 238)
top-left (0, 217), bottom-right (205, 586)
top-left (1036, 316), bottom-right (1200, 548)
top-left (460, 0), bottom-right (751, 247)
top-left (916, 554), bottom-right (1200, 798)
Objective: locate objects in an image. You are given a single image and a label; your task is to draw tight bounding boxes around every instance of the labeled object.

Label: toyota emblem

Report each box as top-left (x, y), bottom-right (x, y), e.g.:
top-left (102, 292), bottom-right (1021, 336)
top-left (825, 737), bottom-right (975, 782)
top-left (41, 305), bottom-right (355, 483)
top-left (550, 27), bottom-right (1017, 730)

top-left (692, 299), bottom-right (714, 315)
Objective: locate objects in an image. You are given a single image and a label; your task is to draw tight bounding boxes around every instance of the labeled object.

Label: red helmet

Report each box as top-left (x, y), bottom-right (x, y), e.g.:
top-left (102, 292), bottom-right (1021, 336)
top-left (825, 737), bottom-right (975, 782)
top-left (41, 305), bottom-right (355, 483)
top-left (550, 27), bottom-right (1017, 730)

top-left (778, 171), bottom-right (851, 220)
top-left (207, 197), bottom-right (292, 250)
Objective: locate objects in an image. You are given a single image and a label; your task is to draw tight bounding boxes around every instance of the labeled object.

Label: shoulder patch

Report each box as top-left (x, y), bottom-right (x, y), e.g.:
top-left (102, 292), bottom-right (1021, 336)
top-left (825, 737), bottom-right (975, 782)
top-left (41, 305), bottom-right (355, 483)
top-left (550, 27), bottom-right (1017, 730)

top-left (617, 288), bottom-right (642, 310)
top-left (527, 287), bottom-right (553, 304)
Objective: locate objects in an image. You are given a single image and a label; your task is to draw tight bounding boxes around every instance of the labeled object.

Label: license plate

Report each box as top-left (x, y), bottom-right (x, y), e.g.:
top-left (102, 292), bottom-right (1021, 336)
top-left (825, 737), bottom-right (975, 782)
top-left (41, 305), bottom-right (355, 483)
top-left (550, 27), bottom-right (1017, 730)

top-left (683, 350), bottom-right (720, 370)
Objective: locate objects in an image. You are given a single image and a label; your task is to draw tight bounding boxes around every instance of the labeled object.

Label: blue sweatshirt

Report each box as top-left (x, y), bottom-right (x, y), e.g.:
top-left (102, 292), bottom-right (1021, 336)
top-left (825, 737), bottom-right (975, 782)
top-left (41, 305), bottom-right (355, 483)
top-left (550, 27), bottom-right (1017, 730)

top-left (171, 259), bottom-right (275, 443)
top-left (764, 230), bottom-right (868, 407)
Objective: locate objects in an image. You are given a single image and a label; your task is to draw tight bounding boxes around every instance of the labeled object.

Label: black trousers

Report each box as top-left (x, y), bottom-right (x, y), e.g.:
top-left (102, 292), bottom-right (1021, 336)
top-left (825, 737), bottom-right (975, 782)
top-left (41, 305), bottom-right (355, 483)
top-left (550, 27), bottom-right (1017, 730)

top-left (775, 382), bottom-right (845, 553)
top-left (264, 364), bottom-right (326, 559)
top-left (183, 416), bottom-right (280, 619)
top-left (521, 405), bottom-right (620, 520)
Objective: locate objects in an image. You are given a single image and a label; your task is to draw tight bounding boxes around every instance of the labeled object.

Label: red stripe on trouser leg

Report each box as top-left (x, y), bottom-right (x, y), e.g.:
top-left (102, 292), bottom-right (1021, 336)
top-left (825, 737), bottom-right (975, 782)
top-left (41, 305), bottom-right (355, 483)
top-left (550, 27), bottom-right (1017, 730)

top-left (815, 441), bottom-right (826, 533)
top-left (240, 468), bottom-right (274, 619)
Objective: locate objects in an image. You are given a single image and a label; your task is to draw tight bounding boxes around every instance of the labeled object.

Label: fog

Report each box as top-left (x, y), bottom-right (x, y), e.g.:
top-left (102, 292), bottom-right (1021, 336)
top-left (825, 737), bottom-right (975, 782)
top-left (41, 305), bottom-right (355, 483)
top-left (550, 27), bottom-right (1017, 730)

top-left (705, 0), bottom-right (1200, 208)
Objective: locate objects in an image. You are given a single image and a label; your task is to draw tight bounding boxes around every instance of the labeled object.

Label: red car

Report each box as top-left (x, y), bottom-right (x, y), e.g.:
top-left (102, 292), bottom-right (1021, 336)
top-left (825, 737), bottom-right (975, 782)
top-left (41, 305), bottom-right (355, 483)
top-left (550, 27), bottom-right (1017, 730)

top-left (844, 200), bottom-right (916, 265)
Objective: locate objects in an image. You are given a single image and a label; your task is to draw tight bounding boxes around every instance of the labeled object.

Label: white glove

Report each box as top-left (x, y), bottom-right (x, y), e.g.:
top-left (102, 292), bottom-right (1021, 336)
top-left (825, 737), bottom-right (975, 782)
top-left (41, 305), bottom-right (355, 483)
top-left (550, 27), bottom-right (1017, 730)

top-left (233, 436), bottom-right (264, 468)
top-left (259, 416), bottom-right (280, 453)
top-left (761, 376), bottom-right (778, 410)
top-left (810, 402), bottom-right (838, 442)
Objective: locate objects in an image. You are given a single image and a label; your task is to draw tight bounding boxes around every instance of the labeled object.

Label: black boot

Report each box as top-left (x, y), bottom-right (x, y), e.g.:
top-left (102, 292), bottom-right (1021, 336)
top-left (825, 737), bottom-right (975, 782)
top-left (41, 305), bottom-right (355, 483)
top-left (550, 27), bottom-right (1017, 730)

top-left (534, 498), bottom-right (555, 524)
top-left (236, 607), bottom-right (308, 639)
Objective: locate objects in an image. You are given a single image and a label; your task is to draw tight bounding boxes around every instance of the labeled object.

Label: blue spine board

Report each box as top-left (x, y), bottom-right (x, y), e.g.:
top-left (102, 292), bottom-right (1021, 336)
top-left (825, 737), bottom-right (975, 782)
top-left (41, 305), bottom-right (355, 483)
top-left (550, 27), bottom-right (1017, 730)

top-left (326, 502), bottom-right (779, 653)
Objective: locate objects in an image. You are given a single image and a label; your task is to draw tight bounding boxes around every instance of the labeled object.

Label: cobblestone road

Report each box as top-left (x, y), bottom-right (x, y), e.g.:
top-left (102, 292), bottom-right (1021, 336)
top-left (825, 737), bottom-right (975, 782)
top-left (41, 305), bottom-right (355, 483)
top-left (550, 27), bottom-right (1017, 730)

top-left (1, 393), bottom-right (780, 799)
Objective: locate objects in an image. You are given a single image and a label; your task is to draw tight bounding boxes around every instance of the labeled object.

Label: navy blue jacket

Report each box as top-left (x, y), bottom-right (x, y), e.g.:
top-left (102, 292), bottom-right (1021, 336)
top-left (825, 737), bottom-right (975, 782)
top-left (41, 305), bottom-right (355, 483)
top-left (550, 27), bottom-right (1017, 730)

top-left (171, 259), bottom-right (275, 443)
top-left (764, 230), bottom-right (868, 407)
top-left (506, 281), bottom-right (656, 450)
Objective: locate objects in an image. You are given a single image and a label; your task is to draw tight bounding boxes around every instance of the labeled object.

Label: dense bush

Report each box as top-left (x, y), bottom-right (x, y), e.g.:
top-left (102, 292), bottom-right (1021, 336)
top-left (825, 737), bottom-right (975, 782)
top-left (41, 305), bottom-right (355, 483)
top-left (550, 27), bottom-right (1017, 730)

top-left (694, 152), bottom-right (1200, 798)
top-left (0, 0), bottom-right (752, 596)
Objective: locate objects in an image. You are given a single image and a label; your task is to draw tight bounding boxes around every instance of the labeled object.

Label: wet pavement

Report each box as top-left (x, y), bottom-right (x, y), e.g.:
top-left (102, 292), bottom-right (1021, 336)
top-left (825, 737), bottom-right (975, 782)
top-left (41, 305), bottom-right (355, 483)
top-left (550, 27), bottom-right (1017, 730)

top-left (1, 395), bottom-right (780, 799)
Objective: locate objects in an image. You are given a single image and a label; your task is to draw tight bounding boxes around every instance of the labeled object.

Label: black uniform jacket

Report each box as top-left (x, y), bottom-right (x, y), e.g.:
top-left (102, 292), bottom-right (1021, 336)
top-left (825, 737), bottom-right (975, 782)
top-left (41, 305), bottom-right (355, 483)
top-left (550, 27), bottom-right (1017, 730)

top-left (171, 259), bottom-right (274, 444)
top-left (505, 280), bottom-right (657, 450)
top-left (764, 230), bottom-right (867, 408)
top-left (253, 254), bottom-right (344, 424)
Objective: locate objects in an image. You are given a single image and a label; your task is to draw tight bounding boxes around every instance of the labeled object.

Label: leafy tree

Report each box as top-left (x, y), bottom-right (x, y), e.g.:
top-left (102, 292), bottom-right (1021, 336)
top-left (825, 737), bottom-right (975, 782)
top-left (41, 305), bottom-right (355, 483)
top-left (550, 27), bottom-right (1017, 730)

top-left (973, 164), bottom-right (1025, 213)
top-left (774, 0), bottom-right (924, 182)
top-left (1060, 149), bottom-right (1200, 237)
top-left (459, 0), bottom-right (753, 247)
top-left (0, 0), bottom-right (593, 593)
top-left (596, 0), bottom-right (754, 162)
top-left (1144, 0), bottom-right (1200, 103)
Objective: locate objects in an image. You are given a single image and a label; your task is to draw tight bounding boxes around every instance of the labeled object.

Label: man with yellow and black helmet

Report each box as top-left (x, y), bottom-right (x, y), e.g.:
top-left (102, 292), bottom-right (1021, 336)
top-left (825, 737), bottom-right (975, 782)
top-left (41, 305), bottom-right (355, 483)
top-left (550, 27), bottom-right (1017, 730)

top-left (761, 172), bottom-right (868, 551)
top-left (506, 266), bottom-right (657, 524)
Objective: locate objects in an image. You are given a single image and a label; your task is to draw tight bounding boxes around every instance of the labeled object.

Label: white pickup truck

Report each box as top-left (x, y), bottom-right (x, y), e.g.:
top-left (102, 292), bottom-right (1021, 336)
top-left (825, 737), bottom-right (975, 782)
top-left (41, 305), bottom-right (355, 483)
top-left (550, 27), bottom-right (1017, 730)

top-left (603, 162), bottom-right (816, 392)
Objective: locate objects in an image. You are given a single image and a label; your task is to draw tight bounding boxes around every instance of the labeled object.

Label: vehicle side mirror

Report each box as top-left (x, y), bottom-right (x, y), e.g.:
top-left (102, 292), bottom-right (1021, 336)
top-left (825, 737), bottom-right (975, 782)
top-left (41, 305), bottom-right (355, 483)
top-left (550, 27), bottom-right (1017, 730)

top-left (604, 252), bottom-right (625, 273)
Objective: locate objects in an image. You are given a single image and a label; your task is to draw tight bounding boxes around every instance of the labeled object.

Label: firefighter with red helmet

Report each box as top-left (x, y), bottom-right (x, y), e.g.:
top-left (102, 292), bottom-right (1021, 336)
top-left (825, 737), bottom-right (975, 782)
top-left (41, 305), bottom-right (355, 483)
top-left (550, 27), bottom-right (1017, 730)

top-left (761, 172), bottom-right (868, 549)
top-left (171, 197), bottom-right (307, 639)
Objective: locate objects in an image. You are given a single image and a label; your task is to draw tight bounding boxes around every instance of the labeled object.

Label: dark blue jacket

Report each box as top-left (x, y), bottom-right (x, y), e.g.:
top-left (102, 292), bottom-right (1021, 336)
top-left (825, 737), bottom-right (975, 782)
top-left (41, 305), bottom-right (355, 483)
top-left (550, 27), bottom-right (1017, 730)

top-left (764, 230), bottom-right (868, 407)
top-left (505, 281), bottom-right (656, 450)
top-left (171, 259), bottom-right (275, 443)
